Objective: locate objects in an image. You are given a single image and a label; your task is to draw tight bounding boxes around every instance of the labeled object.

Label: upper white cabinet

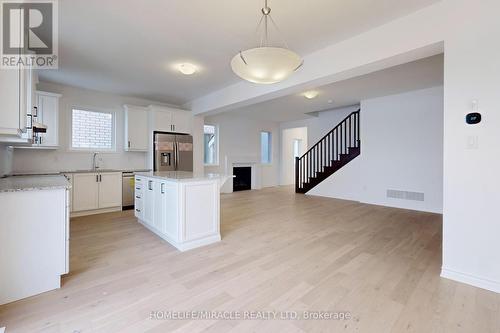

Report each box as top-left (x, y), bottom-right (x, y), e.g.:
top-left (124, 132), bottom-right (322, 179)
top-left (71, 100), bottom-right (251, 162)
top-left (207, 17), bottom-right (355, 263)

top-left (171, 110), bottom-right (192, 134)
top-left (149, 105), bottom-right (192, 134)
top-left (35, 91), bottom-right (61, 147)
top-left (124, 105), bottom-right (148, 151)
top-left (0, 66), bottom-right (35, 139)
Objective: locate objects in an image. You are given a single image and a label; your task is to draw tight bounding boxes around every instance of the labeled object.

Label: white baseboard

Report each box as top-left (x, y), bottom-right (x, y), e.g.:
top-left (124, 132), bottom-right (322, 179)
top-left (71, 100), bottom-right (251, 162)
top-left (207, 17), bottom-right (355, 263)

top-left (138, 219), bottom-right (221, 252)
top-left (70, 206), bottom-right (121, 218)
top-left (441, 268), bottom-right (500, 293)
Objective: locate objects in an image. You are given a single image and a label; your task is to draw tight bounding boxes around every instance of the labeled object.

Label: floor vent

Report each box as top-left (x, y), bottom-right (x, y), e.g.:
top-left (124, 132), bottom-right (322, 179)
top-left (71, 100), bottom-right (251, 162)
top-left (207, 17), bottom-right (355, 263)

top-left (387, 189), bottom-right (424, 202)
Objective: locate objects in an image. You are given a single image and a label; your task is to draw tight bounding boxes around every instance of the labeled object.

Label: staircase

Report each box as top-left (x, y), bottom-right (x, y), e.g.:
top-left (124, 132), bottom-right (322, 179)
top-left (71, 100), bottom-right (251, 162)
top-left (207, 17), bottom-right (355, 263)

top-left (295, 110), bottom-right (360, 193)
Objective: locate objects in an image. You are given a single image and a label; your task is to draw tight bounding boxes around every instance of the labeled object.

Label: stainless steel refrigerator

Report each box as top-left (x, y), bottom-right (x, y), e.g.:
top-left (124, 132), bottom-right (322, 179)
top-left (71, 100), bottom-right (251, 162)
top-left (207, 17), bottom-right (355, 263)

top-left (154, 132), bottom-right (193, 172)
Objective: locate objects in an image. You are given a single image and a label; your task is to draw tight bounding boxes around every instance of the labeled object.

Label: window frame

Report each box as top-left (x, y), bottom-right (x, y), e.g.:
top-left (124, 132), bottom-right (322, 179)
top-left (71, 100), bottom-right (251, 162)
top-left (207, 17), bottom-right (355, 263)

top-left (260, 131), bottom-right (272, 165)
top-left (69, 107), bottom-right (116, 152)
top-left (203, 124), bottom-right (219, 166)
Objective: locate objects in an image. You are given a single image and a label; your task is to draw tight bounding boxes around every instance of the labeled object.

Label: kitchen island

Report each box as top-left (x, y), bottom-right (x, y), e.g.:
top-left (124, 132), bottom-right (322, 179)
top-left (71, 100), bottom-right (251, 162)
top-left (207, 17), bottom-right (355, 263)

top-left (134, 171), bottom-right (231, 251)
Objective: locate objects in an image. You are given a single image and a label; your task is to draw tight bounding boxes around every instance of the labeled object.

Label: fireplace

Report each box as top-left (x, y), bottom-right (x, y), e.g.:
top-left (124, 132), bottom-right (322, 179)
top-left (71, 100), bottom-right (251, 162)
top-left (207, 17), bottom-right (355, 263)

top-left (233, 166), bottom-right (251, 191)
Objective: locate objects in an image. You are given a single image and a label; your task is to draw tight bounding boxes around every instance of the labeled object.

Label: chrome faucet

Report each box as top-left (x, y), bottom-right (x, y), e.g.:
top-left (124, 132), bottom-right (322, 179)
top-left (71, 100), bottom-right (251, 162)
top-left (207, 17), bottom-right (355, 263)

top-left (92, 152), bottom-right (100, 171)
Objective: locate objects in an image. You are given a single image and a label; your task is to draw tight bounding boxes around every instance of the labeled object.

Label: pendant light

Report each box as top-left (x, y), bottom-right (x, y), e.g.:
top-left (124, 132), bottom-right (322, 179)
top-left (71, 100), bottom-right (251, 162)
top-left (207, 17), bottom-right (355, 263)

top-left (231, 0), bottom-right (303, 84)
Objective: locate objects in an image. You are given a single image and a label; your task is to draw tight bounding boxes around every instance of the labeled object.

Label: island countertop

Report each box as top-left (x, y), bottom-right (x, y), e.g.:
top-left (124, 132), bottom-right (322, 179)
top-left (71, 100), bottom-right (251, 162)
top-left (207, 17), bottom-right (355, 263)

top-left (135, 171), bottom-right (232, 183)
top-left (0, 175), bottom-right (71, 193)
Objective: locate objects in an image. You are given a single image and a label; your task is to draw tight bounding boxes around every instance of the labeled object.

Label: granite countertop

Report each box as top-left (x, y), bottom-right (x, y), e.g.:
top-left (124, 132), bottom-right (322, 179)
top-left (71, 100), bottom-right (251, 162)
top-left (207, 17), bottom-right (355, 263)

top-left (135, 171), bottom-right (234, 183)
top-left (10, 169), bottom-right (151, 176)
top-left (0, 175), bottom-right (71, 193)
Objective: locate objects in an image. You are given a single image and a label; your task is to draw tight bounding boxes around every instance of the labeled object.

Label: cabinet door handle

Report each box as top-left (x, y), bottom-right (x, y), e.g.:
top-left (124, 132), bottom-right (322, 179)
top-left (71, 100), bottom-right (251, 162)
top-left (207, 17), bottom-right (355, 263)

top-left (96, 175), bottom-right (99, 182)
top-left (128, 140), bottom-right (131, 148)
top-left (161, 183), bottom-right (165, 194)
top-left (148, 180), bottom-right (153, 190)
top-left (135, 208), bottom-right (141, 212)
top-left (135, 195), bottom-right (141, 199)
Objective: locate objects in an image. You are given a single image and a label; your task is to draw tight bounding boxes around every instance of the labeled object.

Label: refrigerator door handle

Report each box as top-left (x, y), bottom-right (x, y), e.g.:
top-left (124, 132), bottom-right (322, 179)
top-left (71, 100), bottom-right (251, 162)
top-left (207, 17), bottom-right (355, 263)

top-left (175, 141), bottom-right (179, 170)
top-left (173, 141), bottom-right (177, 170)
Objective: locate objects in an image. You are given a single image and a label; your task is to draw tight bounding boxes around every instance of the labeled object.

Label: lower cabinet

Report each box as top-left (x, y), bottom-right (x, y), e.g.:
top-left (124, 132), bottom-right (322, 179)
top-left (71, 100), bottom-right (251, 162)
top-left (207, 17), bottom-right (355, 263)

top-left (143, 178), bottom-right (155, 227)
top-left (72, 172), bottom-right (122, 213)
top-left (72, 173), bottom-right (99, 212)
top-left (134, 176), bottom-right (145, 220)
top-left (98, 173), bottom-right (122, 208)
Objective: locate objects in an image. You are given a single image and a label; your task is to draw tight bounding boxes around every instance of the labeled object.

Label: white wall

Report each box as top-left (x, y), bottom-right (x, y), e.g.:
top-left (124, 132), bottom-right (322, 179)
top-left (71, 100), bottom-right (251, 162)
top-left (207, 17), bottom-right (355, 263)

top-left (440, 0), bottom-right (500, 293)
top-left (281, 87), bottom-right (444, 214)
top-left (204, 112), bottom-right (280, 193)
top-left (280, 127), bottom-right (307, 185)
top-left (11, 82), bottom-right (204, 174)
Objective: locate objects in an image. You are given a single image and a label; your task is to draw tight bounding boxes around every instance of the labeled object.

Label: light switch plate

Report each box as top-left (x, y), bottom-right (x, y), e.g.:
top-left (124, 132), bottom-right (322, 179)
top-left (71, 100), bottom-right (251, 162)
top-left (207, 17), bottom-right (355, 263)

top-left (466, 136), bottom-right (479, 150)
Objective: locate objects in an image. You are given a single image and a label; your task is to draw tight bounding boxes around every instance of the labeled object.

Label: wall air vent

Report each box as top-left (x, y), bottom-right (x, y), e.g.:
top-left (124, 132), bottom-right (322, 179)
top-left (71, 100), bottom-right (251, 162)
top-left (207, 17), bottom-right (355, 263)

top-left (387, 189), bottom-right (424, 202)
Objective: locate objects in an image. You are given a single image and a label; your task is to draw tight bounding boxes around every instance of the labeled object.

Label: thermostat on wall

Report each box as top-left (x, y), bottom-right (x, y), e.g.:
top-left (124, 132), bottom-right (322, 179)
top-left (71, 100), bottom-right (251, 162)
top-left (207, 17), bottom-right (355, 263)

top-left (466, 112), bottom-right (481, 125)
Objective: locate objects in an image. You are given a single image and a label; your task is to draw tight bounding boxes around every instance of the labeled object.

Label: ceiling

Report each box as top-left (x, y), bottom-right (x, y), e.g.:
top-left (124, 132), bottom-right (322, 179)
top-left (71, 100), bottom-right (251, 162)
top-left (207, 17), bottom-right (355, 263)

top-left (231, 54), bottom-right (444, 122)
top-left (39, 0), bottom-right (440, 105)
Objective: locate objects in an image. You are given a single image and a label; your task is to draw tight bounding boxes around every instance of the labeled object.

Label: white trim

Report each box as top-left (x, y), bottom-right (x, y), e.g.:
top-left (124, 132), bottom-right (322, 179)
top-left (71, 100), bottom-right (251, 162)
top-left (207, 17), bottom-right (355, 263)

top-left (138, 219), bottom-right (221, 252)
top-left (36, 90), bottom-right (62, 98)
top-left (441, 268), bottom-right (500, 294)
top-left (70, 206), bottom-right (121, 218)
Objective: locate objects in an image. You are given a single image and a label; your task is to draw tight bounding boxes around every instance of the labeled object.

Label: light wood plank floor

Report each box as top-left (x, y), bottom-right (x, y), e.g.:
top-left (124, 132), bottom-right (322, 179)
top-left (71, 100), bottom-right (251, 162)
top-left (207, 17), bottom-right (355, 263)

top-left (1, 187), bottom-right (499, 332)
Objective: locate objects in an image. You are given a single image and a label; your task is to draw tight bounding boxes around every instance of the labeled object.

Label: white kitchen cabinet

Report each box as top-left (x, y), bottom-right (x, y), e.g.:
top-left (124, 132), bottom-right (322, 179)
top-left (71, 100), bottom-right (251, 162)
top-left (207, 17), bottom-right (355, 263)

top-left (124, 105), bottom-right (148, 151)
top-left (134, 176), bottom-right (145, 220)
top-left (72, 173), bottom-right (99, 211)
top-left (150, 106), bottom-right (173, 132)
top-left (162, 182), bottom-right (178, 239)
top-left (148, 105), bottom-right (192, 134)
top-left (36, 91), bottom-right (61, 147)
top-left (0, 65), bottom-right (35, 139)
top-left (72, 172), bottom-right (122, 213)
top-left (153, 180), bottom-right (166, 232)
top-left (171, 110), bottom-right (192, 134)
top-left (98, 172), bottom-right (122, 208)
top-left (0, 185), bottom-right (69, 305)
top-left (143, 178), bottom-right (155, 227)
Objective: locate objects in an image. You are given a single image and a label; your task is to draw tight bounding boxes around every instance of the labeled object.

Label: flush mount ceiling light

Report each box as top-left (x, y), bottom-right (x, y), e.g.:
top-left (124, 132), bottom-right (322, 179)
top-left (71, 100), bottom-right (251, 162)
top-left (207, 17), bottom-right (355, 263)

top-left (177, 63), bottom-right (197, 75)
top-left (231, 0), bottom-right (303, 84)
top-left (303, 90), bottom-right (319, 99)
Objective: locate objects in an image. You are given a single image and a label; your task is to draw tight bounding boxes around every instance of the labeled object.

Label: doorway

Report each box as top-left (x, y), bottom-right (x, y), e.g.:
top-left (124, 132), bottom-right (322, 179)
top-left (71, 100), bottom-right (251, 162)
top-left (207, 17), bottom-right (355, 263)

top-left (281, 127), bottom-right (308, 185)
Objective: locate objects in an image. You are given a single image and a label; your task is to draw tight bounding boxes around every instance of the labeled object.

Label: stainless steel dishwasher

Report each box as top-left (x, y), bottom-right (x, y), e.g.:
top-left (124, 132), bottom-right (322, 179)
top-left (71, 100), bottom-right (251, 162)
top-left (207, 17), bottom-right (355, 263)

top-left (122, 172), bottom-right (135, 210)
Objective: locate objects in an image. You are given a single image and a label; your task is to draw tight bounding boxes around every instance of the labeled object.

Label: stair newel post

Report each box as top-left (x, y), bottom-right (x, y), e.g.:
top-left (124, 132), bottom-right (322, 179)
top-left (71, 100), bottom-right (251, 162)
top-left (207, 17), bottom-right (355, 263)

top-left (357, 110), bottom-right (360, 147)
top-left (354, 112), bottom-right (357, 147)
top-left (349, 115), bottom-right (351, 149)
top-left (295, 157), bottom-right (300, 193)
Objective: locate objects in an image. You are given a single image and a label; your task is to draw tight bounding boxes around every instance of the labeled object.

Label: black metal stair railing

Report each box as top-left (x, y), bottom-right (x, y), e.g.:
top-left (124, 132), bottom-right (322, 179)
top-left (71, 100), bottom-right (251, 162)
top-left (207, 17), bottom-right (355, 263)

top-left (295, 110), bottom-right (360, 193)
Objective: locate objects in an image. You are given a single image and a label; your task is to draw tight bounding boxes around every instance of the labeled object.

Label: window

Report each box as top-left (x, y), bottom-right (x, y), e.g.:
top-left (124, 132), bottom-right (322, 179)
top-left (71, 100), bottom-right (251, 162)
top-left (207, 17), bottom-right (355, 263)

top-left (71, 108), bottom-right (115, 151)
top-left (260, 131), bottom-right (272, 164)
top-left (204, 124), bottom-right (218, 165)
top-left (293, 139), bottom-right (302, 158)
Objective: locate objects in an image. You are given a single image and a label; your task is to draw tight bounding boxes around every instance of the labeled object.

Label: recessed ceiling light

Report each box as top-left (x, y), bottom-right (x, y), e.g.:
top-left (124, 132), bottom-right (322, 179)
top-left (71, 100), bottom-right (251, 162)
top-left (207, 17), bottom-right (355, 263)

top-left (177, 63), bottom-right (197, 75)
top-left (303, 90), bottom-right (319, 99)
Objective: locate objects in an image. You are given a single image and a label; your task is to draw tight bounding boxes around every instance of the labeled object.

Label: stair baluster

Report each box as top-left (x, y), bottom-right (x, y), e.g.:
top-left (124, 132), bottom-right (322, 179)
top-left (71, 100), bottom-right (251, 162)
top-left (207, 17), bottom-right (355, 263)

top-left (295, 110), bottom-right (361, 193)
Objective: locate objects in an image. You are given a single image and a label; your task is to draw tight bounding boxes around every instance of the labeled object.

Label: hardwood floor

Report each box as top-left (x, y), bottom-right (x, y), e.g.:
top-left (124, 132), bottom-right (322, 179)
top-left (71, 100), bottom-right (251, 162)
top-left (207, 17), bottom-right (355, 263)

top-left (1, 186), bottom-right (499, 332)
